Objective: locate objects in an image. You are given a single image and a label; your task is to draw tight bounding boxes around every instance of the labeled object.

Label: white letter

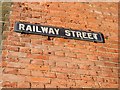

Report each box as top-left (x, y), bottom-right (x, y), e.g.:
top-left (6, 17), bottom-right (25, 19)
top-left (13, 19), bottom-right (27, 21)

top-left (54, 28), bottom-right (59, 35)
top-left (36, 26), bottom-right (41, 33)
top-left (82, 32), bottom-right (88, 38)
top-left (49, 28), bottom-right (55, 34)
top-left (33, 26), bottom-right (36, 32)
top-left (76, 32), bottom-right (83, 39)
top-left (93, 33), bottom-right (98, 40)
top-left (65, 30), bottom-right (71, 36)
top-left (19, 24), bottom-right (25, 30)
top-left (41, 27), bottom-right (48, 33)
top-left (87, 33), bottom-right (93, 39)
top-left (71, 31), bottom-right (76, 37)
top-left (26, 25), bottom-right (32, 32)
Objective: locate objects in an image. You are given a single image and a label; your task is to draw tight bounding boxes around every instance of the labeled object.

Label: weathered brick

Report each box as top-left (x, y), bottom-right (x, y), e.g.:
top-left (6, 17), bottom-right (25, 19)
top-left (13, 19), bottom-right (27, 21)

top-left (51, 78), bottom-right (67, 87)
top-left (7, 36), bottom-right (20, 42)
top-left (5, 62), bottom-right (28, 69)
top-left (2, 50), bottom-right (8, 57)
top-left (3, 40), bottom-right (25, 47)
top-left (56, 61), bottom-right (67, 68)
top-left (3, 74), bottom-right (25, 82)
top-left (19, 58), bottom-right (31, 64)
top-left (3, 68), bottom-right (18, 74)
top-left (31, 48), bottom-right (43, 54)
top-left (20, 37), bottom-right (31, 43)
top-left (65, 52), bottom-right (76, 58)
top-left (17, 82), bottom-right (30, 88)
top-left (19, 47), bottom-right (31, 53)
top-left (31, 70), bottom-right (44, 77)
top-left (2, 81), bottom-right (17, 88)
top-left (25, 76), bottom-right (50, 83)
top-left (1, 2), bottom-right (119, 89)
top-left (27, 54), bottom-right (49, 60)
top-left (56, 73), bottom-right (68, 79)
top-left (31, 59), bottom-right (43, 65)
top-left (31, 39), bottom-right (42, 45)
top-left (44, 72), bottom-right (56, 78)
top-left (27, 64), bottom-right (50, 71)
top-left (8, 51), bottom-right (27, 58)
top-left (69, 74), bottom-right (81, 80)
top-left (55, 50), bottom-right (65, 57)
top-left (2, 45), bottom-right (19, 52)
top-left (18, 69), bottom-right (31, 76)
top-left (67, 63), bottom-right (79, 69)
top-left (45, 84), bottom-right (57, 88)
top-left (31, 82), bottom-right (45, 88)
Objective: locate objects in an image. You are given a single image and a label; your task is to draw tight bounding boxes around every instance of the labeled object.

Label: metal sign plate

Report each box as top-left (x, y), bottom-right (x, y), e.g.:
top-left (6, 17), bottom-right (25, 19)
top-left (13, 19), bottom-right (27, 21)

top-left (14, 22), bottom-right (105, 43)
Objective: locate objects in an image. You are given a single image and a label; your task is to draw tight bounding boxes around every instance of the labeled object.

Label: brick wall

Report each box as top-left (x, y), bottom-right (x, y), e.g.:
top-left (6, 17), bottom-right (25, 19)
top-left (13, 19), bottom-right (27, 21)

top-left (0, 2), bottom-right (12, 89)
top-left (1, 2), bottom-right (119, 88)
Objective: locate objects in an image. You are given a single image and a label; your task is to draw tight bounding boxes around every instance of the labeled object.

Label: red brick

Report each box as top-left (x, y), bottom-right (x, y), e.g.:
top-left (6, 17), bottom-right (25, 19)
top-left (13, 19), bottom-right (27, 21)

top-left (52, 67), bottom-right (77, 74)
top-left (31, 39), bottom-right (42, 45)
top-left (65, 52), bottom-right (76, 58)
top-left (18, 69), bottom-right (31, 76)
top-left (1, 61), bottom-right (7, 67)
top-left (106, 48), bottom-right (118, 53)
top-left (44, 72), bottom-right (56, 78)
top-left (56, 61), bottom-right (67, 68)
top-left (78, 64), bottom-right (90, 70)
top-left (1, 2), bottom-right (119, 88)
top-left (27, 54), bottom-right (49, 60)
top-left (45, 84), bottom-right (57, 88)
top-left (31, 48), bottom-right (43, 54)
top-left (87, 55), bottom-right (98, 61)
top-left (66, 80), bottom-right (76, 88)
top-left (2, 50), bottom-right (8, 57)
top-left (76, 53), bottom-right (88, 60)
top-left (3, 74), bottom-right (25, 82)
top-left (2, 81), bottom-right (17, 88)
top-left (31, 82), bottom-right (45, 88)
top-left (20, 37), bottom-right (31, 43)
top-left (3, 45), bottom-right (19, 52)
top-left (25, 76), bottom-right (50, 83)
top-left (17, 82), bottom-right (30, 88)
top-left (7, 36), bottom-right (20, 42)
top-left (69, 74), bottom-right (81, 80)
top-left (56, 73), bottom-right (68, 79)
top-left (5, 62), bottom-right (28, 69)
top-left (31, 71), bottom-right (44, 77)
top-left (8, 51), bottom-right (27, 58)
top-left (51, 78), bottom-right (67, 87)
top-left (104, 62), bottom-right (118, 68)
top-left (67, 63), bottom-right (79, 69)
top-left (78, 69), bottom-right (91, 75)
top-left (3, 68), bottom-right (18, 74)
top-left (27, 64), bottom-right (50, 71)
top-left (42, 40), bottom-right (54, 46)
top-left (3, 40), bottom-right (25, 47)
top-left (55, 51), bottom-right (65, 57)
top-left (19, 58), bottom-right (31, 64)
top-left (81, 75), bottom-right (93, 81)
top-left (31, 59), bottom-right (43, 65)
top-left (19, 47), bottom-right (31, 53)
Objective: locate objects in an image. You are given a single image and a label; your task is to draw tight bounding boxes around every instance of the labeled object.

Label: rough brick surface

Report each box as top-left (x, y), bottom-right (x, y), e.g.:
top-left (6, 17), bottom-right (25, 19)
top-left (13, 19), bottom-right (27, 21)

top-left (1, 2), bottom-right (119, 88)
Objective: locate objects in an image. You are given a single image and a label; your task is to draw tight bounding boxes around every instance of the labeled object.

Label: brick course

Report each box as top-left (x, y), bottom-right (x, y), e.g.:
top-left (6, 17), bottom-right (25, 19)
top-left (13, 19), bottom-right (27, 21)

top-left (1, 2), bottom-right (119, 89)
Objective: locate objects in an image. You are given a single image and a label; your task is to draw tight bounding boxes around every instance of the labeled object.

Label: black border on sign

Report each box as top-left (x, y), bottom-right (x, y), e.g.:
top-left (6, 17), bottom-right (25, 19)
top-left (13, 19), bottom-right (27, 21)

top-left (14, 22), bottom-right (105, 43)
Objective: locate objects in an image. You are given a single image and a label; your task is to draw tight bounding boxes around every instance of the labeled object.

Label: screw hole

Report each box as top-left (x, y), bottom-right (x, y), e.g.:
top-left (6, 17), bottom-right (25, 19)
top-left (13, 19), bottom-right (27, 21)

top-left (47, 4), bottom-right (50, 7)
top-left (48, 52), bottom-right (51, 54)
